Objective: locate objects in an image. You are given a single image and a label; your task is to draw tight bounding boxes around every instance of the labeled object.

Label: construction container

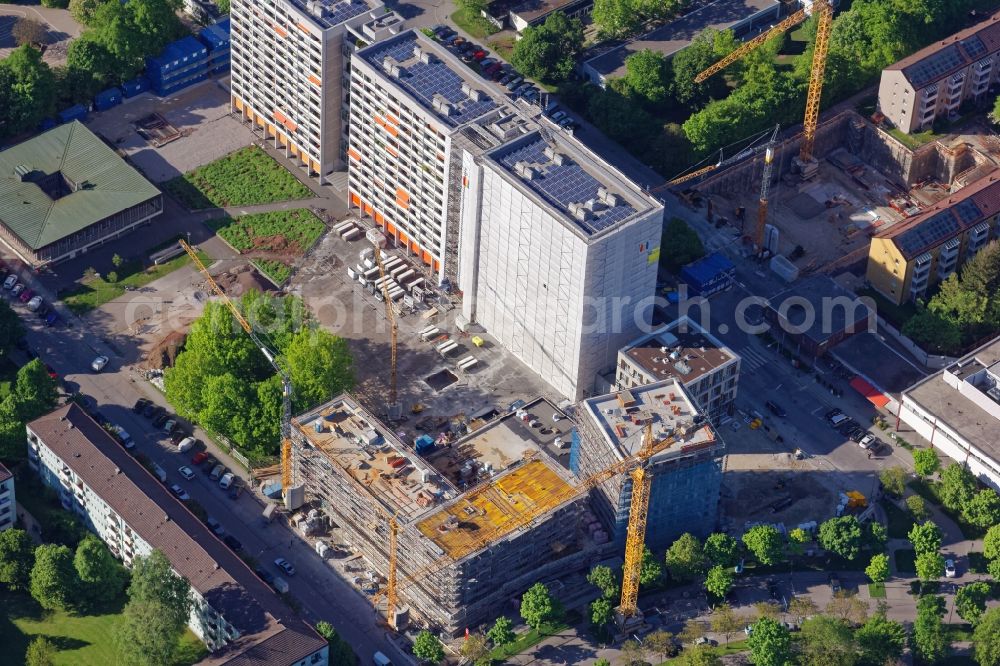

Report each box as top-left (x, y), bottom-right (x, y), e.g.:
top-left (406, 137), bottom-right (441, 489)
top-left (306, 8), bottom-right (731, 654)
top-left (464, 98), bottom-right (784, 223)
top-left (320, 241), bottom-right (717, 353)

top-left (58, 104), bottom-right (88, 124)
top-left (414, 434), bottom-right (435, 454)
top-left (121, 76), bottom-right (150, 98)
top-left (680, 252), bottom-right (736, 296)
top-left (198, 17), bottom-right (231, 74)
top-left (146, 36), bottom-right (209, 95)
top-left (93, 87), bottom-right (123, 112)
top-left (342, 228), bottom-right (361, 241)
top-left (769, 254), bottom-right (799, 283)
top-left (366, 229), bottom-right (387, 247)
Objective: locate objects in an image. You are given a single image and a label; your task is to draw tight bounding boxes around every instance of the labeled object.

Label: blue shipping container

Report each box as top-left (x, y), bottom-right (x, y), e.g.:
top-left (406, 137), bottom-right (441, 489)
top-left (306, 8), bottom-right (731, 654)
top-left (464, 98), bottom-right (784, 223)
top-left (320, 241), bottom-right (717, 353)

top-left (37, 118), bottom-right (57, 132)
top-left (146, 36), bottom-right (208, 78)
top-left (93, 87), bottom-right (123, 111)
top-left (58, 104), bottom-right (88, 124)
top-left (121, 76), bottom-right (150, 98)
top-left (153, 72), bottom-right (208, 97)
top-left (198, 18), bottom-right (230, 51)
top-left (680, 252), bottom-right (736, 297)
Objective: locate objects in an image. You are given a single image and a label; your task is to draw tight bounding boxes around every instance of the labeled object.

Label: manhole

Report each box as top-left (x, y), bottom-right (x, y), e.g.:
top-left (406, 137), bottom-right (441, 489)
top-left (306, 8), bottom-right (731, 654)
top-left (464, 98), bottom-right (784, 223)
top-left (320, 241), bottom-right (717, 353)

top-left (425, 369), bottom-right (458, 391)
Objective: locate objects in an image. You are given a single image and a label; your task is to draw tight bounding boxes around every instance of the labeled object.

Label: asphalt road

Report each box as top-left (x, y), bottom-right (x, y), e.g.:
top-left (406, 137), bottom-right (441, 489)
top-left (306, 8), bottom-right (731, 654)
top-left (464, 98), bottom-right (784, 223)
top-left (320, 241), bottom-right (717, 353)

top-left (4, 260), bottom-right (413, 666)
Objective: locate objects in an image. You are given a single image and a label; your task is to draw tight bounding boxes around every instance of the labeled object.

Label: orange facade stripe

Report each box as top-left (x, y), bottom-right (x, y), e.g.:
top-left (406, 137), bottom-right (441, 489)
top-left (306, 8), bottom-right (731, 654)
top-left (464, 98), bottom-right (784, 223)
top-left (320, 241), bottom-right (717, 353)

top-left (297, 22), bottom-right (311, 34)
top-left (363, 203), bottom-right (373, 215)
top-left (347, 148), bottom-right (361, 162)
top-left (383, 123), bottom-right (398, 137)
top-left (310, 159), bottom-right (320, 172)
top-left (272, 23), bottom-right (288, 37)
top-left (421, 250), bottom-right (432, 265)
top-left (395, 187), bottom-right (410, 203)
top-left (234, 97), bottom-right (244, 111)
top-left (308, 74), bottom-right (322, 87)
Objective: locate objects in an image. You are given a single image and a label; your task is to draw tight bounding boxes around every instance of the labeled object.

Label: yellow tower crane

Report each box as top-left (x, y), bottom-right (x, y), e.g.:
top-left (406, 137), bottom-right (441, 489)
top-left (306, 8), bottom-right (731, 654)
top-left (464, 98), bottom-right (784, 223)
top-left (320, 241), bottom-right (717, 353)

top-left (179, 240), bottom-right (295, 492)
top-left (694, 0), bottom-right (834, 170)
top-left (370, 423), bottom-right (673, 627)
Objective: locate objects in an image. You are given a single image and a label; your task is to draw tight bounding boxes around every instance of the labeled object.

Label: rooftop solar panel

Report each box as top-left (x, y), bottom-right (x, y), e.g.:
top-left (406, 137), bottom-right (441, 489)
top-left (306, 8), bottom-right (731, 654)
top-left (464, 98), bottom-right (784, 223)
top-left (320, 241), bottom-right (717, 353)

top-left (363, 35), bottom-right (496, 127)
top-left (896, 210), bottom-right (961, 256)
top-left (960, 35), bottom-right (988, 59)
top-left (905, 44), bottom-right (967, 87)
top-left (287, 0), bottom-right (370, 28)
top-left (952, 198), bottom-right (983, 225)
top-left (495, 137), bottom-right (637, 233)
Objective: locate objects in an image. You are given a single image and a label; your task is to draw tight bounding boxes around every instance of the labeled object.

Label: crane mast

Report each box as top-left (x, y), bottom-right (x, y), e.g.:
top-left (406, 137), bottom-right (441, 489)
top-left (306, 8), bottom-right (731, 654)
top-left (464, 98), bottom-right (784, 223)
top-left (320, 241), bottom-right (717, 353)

top-left (755, 125), bottom-right (780, 254)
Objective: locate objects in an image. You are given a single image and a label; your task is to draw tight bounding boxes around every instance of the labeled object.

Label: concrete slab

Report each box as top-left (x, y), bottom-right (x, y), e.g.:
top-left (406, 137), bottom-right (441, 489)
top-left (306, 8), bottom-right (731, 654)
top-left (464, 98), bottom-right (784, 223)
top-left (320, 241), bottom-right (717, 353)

top-left (831, 332), bottom-right (926, 394)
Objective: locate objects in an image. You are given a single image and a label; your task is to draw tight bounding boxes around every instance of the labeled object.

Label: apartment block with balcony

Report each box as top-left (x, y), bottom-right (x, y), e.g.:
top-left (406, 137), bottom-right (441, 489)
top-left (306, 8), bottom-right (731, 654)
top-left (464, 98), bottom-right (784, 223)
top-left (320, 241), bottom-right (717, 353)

top-left (878, 11), bottom-right (1000, 134)
top-left (0, 462), bottom-right (14, 532)
top-left (26, 404), bottom-right (329, 666)
top-left (611, 316), bottom-right (741, 422)
top-left (229, 0), bottom-right (384, 184)
top-left (866, 171), bottom-right (1000, 305)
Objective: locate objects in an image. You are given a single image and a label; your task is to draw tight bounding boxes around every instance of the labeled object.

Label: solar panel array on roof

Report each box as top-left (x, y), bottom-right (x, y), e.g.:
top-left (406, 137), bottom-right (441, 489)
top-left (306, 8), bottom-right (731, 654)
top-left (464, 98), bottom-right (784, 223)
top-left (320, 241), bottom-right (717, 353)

top-left (904, 44), bottom-right (967, 87)
top-left (960, 35), bottom-right (988, 59)
top-left (363, 35), bottom-right (496, 127)
top-left (896, 210), bottom-right (961, 257)
top-left (496, 138), bottom-right (637, 233)
top-left (953, 198), bottom-right (983, 225)
top-left (288, 0), bottom-right (369, 28)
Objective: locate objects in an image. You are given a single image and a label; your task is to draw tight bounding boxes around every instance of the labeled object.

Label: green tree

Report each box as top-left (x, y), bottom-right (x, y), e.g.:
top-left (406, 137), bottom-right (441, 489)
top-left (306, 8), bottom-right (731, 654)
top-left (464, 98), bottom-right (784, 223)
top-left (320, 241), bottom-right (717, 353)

top-left (676, 646), bottom-right (723, 666)
top-left (855, 610), bottom-right (906, 666)
top-left (640, 546), bottom-right (662, 585)
top-left (913, 594), bottom-right (948, 664)
top-left (819, 516), bottom-right (863, 561)
top-left (665, 533), bottom-right (705, 580)
top-left (865, 553), bottom-right (890, 584)
top-left (0, 299), bottom-right (25, 356)
top-left (704, 532), bottom-right (739, 567)
top-left (825, 592), bottom-right (869, 626)
top-left (511, 12), bottom-right (583, 83)
top-left (908, 520), bottom-right (942, 555)
top-left (915, 552), bottom-right (945, 582)
top-left (955, 582), bottom-right (991, 626)
top-left (993, 95), bottom-right (1000, 126)
top-left (594, 660), bottom-right (612, 666)
top-left (985, 524), bottom-right (1000, 560)
top-left (962, 489), bottom-right (1000, 529)
top-left (645, 629), bottom-right (678, 660)
top-left (412, 630), bottom-right (444, 664)
top-left (710, 603), bottom-right (742, 644)
top-left (621, 49), bottom-right (670, 106)
top-left (15, 358), bottom-right (60, 421)
top-left (863, 522), bottom-right (887, 552)
top-left (798, 616), bottom-right (857, 666)
top-left (879, 466), bottom-right (907, 497)
top-left (25, 636), bottom-right (57, 666)
top-left (746, 617), bottom-right (791, 666)
top-left (742, 525), bottom-right (784, 565)
top-left (0, 45), bottom-right (57, 136)
top-left (907, 494), bottom-right (930, 521)
top-left (487, 616), bottom-right (515, 647)
top-left (126, 550), bottom-right (191, 632)
top-left (620, 639), bottom-right (648, 666)
top-left (670, 28), bottom-right (738, 107)
top-left (74, 534), bottom-right (128, 605)
top-left (216, 0), bottom-right (230, 11)
top-left (69, 0), bottom-right (109, 25)
top-left (12, 19), bottom-right (48, 48)
top-left (30, 544), bottom-right (78, 611)
top-left (974, 606), bottom-right (1000, 666)
top-left (314, 622), bottom-right (355, 666)
top-left (590, 596), bottom-right (613, 628)
top-left (284, 326), bottom-right (355, 411)
top-left (660, 217), bottom-right (705, 274)
top-left (586, 564), bottom-right (619, 599)
top-left (788, 596), bottom-right (818, 624)
top-left (704, 565), bottom-right (734, 598)
top-left (520, 582), bottom-right (554, 630)
top-left (115, 599), bottom-right (185, 666)
top-left (938, 463), bottom-right (977, 512)
top-left (591, 0), bottom-right (640, 38)
top-left (460, 634), bottom-right (488, 665)
top-left (901, 310), bottom-right (963, 355)
top-left (788, 527), bottom-right (811, 554)
top-left (912, 448), bottom-right (940, 477)
top-left (0, 528), bottom-right (35, 591)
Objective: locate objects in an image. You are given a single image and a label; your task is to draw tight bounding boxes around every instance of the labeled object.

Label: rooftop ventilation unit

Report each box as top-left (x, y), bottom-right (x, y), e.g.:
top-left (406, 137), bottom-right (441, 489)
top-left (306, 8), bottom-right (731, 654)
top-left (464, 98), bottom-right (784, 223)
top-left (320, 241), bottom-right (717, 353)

top-left (461, 82), bottom-right (482, 101)
top-left (673, 360), bottom-right (692, 375)
top-left (514, 161), bottom-right (535, 180)
top-left (598, 185), bottom-right (619, 207)
top-left (431, 94), bottom-right (453, 116)
top-left (414, 47), bottom-right (435, 64)
top-left (568, 201), bottom-right (592, 221)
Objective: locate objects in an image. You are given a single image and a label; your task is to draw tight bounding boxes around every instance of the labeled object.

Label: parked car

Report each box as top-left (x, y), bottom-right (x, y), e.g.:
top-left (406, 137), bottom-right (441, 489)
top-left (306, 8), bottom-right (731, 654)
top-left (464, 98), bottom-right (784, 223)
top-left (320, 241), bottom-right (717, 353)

top-left (206, 517), bottom-right (226, 537)
top-left (850, 428), bottom-right (868, 444)
top-left (91, 355), bottom-right (109, 372)
top-left (504, 76), bottom-right (523, 91)
top-left (254, 567), bottom-right (275, 585)
top-left (133, 398), bottom-right (151, 414)
top-left (837, 419), bottom-right (858, 436)
top-left (169, 484), bottom-right (190, 501)
top-left (177, 466), bottom-right (195, 480)
top-left (824, 407), bottom-right (843, 421)
top-left (144, 403), bottom-right (161, 419)
top-left (11, 283), bottom-right (24, 297)
top-left (765, 401), bottom-right (787, 417)
top-left (203, 456), bottom-right (219, 473)
top-left (191, 451), bottom-right (209, 465)
top-left (44, 311), bottom-right (60, 327)
top-left (223, 535), bottom-right (243, 552)
top-left (944, 559), bottom-right (957, 578)
top-left (734, 558), bottom-right (744, 574)
top-left (19, 288), bottom-right (33, 303)
top-left (177, 436), bottom-right (197, 453)
top-left (472, 50), bottom-right (487, 61)
top-left (551, 110), bottom-right (567, 122)
top-left (229, 480), bottom-right (244, 500)
top-left (162, 418), bottom-right (178, 434)
top-left (210, 464), bottom-right (225, 481)
top-left (219, 472), bottom-right (235, 490)
top-left (152, 413), bottom-right (170, 428)
top-left (274, 557), bottom-right (296, 576)
top-left (3, 275), bottom-right (17, 290)
top-left (858, 433), bottom-right (876, 450)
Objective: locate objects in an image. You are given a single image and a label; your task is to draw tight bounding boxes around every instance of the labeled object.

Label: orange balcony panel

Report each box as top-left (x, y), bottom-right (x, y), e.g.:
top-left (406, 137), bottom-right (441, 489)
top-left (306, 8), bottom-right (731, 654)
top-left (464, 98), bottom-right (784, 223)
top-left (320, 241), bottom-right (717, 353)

top-left (289, 143), bottom-right (299, 156)
top-left (385, 113), bottom-right (400, 125)
top-left (398, 231), bottom-right (408, 245)
top-left (234, 97), bottom-right (244, 111)
top-left (373, 115), bottom-right (386, 128)
top-left (348, 148), bottom-right (361, 162)
top-left (297, 22), bottom-right (311, 34)
top-left (433, 259), bottom-right (440, 272)
top-left (386, 145), bottom-right (398, 157)
top-left (374, 212), bottom-right (385, 225)
top-left (382, 123), bottom-right (398, 137)
top-left (395, 187), bottom-right (410, 203)
top-left (363, 203), bottom-right (373, 216)
top-left (272, 23), bottom-right (288, 37)
top-left (310, 159), bottom-right (320, 173)
top-left (421, 250), bottom-right (433, 265)
top-left (437, 153), bottom-right (445, 161)
top-left (308, 74), bottom-right (322, 87)
top-left (350, 192), bottom-right (361, 206)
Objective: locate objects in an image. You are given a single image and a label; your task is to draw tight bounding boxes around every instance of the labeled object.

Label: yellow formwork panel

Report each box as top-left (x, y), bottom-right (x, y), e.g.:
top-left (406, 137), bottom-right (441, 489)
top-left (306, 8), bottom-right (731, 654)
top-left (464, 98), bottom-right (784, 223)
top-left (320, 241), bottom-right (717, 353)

top-left (416, 459), bottom-right (574, 560)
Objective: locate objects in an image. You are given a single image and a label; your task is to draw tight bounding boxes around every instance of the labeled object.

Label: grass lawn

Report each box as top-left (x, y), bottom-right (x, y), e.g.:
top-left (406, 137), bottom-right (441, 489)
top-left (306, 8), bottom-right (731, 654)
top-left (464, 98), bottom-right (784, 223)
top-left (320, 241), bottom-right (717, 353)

top-left (207, 209), bottom-right (324, 254)
top-left (164, 146), bottom-right (312, 209)
top-left (1, 590), bottom-right (206, 666)
top-left (252, 259), bottom-right (292, 286)
top-left (895, 549), bottom-right (917, 574)
top-left (887, 126), bottom-right (939, 150)
top-left (451, 5), bottom-right (498, 39)
top-left (868, 582), bottom-right (886, 598)
top-left (488, 35), bottom-right (514, 60)
top-left (946, 623), bottom-right (974, 642)
top-left (658, 639), bottom-right (749, 665)
top-left (62, 243), bottom-right (212, 314)
top-left (487, 617), bottom-right (572, 663)
top-left (881, 499), bottom-right (915, 539)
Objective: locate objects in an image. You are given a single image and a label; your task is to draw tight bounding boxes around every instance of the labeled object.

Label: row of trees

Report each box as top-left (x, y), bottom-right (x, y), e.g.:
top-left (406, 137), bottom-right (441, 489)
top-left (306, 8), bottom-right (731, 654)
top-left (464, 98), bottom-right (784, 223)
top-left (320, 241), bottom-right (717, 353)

top-left (903, 241), bottom-right (1000, 355)
top-left (0, 0), bottom-right (186, 140)
top-left (591, 0), bottom-right (692, 40)
top-left (0, 356), bottom-right (61, 463)
top-left (908, 452), bottom-right (1000, 531)
top-left (164, 292), bottom-right (354, 458)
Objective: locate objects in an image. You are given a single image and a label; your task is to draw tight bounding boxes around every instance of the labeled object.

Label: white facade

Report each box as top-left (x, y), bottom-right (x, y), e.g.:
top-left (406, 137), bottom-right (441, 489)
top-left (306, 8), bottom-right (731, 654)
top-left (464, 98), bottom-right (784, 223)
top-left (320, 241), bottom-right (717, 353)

top-left (459, 133), bottom-right (663, 400)
top-left (898, 337), bottom-right (1000, 491)
top-left (0, 463), bottom-right (14, 532)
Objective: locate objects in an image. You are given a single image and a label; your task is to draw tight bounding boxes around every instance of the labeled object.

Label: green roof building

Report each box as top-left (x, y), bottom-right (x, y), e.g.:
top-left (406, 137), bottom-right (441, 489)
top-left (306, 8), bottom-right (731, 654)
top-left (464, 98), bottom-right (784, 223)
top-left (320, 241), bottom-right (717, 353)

top-left (0, 122), bottom-right (162, 266)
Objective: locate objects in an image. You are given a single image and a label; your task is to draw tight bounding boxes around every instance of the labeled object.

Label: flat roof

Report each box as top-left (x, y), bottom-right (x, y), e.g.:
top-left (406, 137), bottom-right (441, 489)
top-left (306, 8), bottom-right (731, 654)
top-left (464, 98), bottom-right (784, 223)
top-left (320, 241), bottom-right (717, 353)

top-left (287, 0), bottom-right (371, 29)
top-left (0, 122), bottom-right (161, 250)
top-left (623, 317), bottom-right (738, 384)
top-left (358, 31), bottom-right (497, 128)
top-left (415, 457), bottom-right (576, 560)
top-left (904, 337), bottom-right (1000, 461)
top-left (28, 404), bottom-right (326, 666)
top-left (293, 395), bottom-right (447, 523)
top-left (508, 0), bottom-right (590, 24)
top-left (584, 0), bottom-right (779, 79)
top-left (582, 380), bottom-right (717, 460)
top-left (486, 131), bottom-right (648, 235)
top-left (421, 398), bottom-right (570, 488)
top-left (766, 275), bottom-right (873, 344)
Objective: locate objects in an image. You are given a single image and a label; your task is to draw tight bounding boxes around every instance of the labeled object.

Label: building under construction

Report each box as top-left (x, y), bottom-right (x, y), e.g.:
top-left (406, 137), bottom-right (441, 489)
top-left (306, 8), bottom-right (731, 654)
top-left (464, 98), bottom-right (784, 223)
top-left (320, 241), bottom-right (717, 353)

top-left (290, 394), bottom-right (602, 635)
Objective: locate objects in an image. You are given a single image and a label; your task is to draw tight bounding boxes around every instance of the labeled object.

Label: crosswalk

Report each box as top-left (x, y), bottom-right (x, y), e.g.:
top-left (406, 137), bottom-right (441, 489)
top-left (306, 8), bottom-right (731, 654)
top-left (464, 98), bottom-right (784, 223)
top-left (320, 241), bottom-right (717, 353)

top-left (738, 347), bottom-right (771, 373)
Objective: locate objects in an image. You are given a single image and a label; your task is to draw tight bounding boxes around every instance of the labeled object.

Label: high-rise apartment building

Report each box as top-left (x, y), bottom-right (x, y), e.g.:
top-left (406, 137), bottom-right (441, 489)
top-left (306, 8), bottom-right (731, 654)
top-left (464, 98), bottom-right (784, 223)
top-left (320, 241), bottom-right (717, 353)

top-left (27, 404), bottom-right (329, 665)
top-left (0, 462), bottom-right (14, 532)
top-left (230, 0), bottom-right (385, 183)
top-left (571, 381), bottom-right (724, 551)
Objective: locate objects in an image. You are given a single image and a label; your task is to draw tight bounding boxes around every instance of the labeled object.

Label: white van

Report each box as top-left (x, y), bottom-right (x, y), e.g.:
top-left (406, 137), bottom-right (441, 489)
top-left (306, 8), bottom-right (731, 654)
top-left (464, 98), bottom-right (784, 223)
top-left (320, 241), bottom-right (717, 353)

top-left (152, 463), bottom-right (167, 483)
top-left (112, 425), bottom-right (135, 450)
top-left (372, 652), bottom-right (393, 666)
